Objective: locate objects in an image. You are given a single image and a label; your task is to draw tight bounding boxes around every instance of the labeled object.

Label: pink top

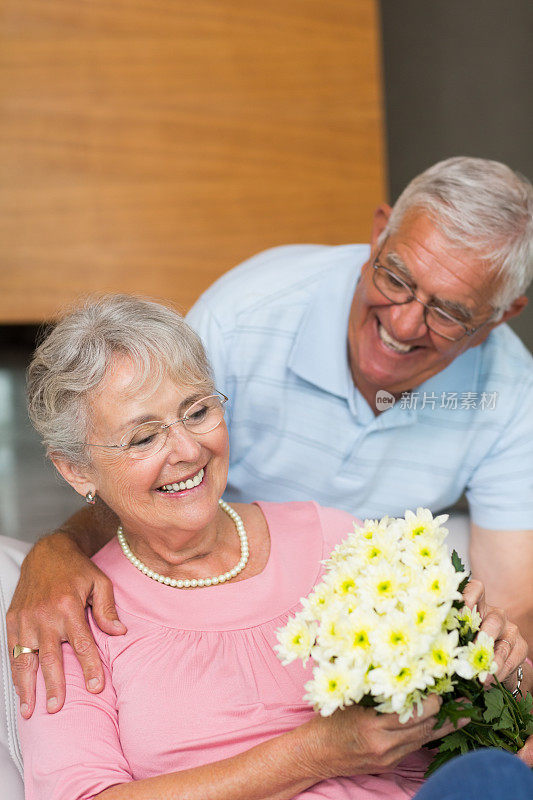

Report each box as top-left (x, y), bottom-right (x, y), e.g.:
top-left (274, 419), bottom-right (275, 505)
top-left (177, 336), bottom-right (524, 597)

top-left (20, 501), bottom-right (431, 800)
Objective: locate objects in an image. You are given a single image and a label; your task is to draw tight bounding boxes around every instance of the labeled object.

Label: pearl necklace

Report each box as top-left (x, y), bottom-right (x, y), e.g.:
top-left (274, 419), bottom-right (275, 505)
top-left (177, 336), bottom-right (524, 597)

top-left (116, 498), bottom-right (249, 588)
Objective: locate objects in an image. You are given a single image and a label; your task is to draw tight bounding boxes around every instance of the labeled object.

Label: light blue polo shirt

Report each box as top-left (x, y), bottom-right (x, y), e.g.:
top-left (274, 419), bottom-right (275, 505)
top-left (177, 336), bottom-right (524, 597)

top-left (186, 245), bottom-right (533, 530)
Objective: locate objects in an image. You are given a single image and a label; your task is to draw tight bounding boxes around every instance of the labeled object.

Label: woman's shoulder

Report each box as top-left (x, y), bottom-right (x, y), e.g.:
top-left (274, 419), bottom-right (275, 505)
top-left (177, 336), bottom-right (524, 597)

top-left (91, 536), bottom-right (123, 574)
top-left (254, 500), bottom-right (357, 558)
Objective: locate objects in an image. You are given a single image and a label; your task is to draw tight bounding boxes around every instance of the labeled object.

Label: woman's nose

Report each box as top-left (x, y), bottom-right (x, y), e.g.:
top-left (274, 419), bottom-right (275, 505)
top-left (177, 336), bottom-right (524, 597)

top-left (164, 422), bottom-right (202, 461)
top-left (388, 298), bottom-right (428, 340)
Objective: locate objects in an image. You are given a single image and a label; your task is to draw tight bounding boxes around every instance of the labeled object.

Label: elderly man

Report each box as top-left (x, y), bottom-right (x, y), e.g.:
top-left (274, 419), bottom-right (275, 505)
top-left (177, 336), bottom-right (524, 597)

top-left (8, 158), bottom-right (533, 738)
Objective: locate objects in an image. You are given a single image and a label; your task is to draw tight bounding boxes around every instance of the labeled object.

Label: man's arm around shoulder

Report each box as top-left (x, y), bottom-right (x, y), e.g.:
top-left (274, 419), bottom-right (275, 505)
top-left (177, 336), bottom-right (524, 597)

top-left (6, 501), bottom-right (126, 719)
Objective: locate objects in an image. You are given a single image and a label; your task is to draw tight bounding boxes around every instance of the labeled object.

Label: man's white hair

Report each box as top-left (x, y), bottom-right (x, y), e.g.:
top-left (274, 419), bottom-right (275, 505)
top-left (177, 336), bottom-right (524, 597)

top-left (381, 157), bottom-right (533, 315)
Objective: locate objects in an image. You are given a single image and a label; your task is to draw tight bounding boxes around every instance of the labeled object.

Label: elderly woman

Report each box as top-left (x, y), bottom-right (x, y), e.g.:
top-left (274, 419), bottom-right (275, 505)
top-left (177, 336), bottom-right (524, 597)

top-left (19, 294), bottom-right (530, 800)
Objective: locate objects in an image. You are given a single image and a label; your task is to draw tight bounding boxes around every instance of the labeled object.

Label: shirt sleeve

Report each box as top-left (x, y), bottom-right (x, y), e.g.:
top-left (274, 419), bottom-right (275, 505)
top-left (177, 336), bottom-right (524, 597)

top-left (466, 377), bottom-right (533, 530)
top-left (186, 296), bottom-right (229, 396)
top-left (19, 639), bottom-right (132, 800)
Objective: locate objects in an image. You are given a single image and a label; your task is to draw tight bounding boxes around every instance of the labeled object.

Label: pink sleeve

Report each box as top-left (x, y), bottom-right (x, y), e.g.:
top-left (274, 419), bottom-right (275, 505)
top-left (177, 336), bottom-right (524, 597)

top-left (314, 504), bottom-right (361, 559)
top-left (19, 638), bottom-right (132, 800)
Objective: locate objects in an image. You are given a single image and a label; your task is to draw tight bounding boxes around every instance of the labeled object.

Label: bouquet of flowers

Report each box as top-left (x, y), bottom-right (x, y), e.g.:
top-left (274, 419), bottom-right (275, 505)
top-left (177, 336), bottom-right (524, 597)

top-left (276, 509), bottom-right (532, 777)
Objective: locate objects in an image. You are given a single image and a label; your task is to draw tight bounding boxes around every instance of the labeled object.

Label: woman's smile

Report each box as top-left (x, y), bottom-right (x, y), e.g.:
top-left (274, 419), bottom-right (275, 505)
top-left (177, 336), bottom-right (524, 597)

top-left (157, 466), bottom-right (206, 494)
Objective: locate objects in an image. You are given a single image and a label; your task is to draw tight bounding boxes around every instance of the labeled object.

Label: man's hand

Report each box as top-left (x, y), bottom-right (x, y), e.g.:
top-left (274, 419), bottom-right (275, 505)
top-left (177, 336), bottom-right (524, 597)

top-left (469, 525), bottom-right (533, 657)
top-left (462, 579), bottom-right (528, 683)
top-left (7, 532), bottom-right (126, 718)
top-left (463, 580), bottom-right (533, 766)
top-left (516, 660), bottom-right (533, 767)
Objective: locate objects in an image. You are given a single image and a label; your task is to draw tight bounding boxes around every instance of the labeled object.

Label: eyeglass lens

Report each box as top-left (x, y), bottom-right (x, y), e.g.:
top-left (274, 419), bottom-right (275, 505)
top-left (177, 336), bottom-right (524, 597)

top-left (373, 266), bottom-right (467, 340)
top-left (123, 395), bottom-right (226, 459)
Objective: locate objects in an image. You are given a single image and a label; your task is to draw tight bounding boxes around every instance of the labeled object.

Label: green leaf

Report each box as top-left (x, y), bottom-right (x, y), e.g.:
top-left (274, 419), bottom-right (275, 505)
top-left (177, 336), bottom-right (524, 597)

top-left (517, 692), bottom-right (533, 719)
top-left (493, 707), bottom-right (514, 731)
top-left (439, 731), bottom-right (469, 754)
top-left (483, 687), bottom-right (505, 722)
top-left (451, 550), bottom-right (466, 573)
top-left (460, 628), bottom-right (476, 646)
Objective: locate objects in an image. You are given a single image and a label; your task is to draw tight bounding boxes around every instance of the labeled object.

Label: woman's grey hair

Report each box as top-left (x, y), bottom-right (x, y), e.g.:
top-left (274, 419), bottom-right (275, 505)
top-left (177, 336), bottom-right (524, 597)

top-left (380, 157), bottom-right (533, 316)
top-left (27, 294), bottom-right (214, 466)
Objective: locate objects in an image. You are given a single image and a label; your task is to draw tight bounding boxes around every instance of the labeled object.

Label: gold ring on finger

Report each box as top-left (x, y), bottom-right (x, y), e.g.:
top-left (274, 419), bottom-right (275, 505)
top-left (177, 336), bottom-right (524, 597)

top-left (12, 645), bottom-right (39, 659)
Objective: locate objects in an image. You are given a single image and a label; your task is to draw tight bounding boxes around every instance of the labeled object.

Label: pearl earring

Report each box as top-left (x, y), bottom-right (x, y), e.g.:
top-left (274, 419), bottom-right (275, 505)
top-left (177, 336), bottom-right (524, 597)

top-left (85, 490), bottom-right (97, 505)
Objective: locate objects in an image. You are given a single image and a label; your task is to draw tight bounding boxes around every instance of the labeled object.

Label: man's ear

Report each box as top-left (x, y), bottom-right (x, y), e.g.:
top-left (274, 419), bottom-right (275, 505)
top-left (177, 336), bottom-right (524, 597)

top-left (497, 294), bottom-right (528, 325)
top-left (473, 294), bottom-right (529, 347)
top-left (51, 454), bottom-right (96, 500)
top-left (370, 204), bottom-right (392, 252)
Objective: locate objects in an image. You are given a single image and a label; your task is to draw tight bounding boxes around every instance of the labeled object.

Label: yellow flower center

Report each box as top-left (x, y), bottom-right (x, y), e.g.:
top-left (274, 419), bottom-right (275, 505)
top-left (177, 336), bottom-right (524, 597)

top-left (390, 631), bottom-right (406, 646)
top-left (395, 667), bottom-right (411, 684)
top-left (473, 649), bottom-right (490, 668)
top-left (339, 578), bottom-right (356, 594)
top-left (352, 631), bottom-right (369, 648)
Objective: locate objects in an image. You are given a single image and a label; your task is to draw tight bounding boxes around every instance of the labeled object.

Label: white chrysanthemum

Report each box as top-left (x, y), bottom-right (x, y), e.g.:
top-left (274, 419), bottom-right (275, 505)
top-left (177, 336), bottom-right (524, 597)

top-left (400, 508), bottom-right (448, 543)
top-left (300, 582), bottom-right (336, 622)
top-left (317, 609), bottom-right (348, 652)
top-left (420, 562), bottom-right (463, 605)
top-left (339, 596), bottom-right (359, 617)
top-left (368, 660), bottom-right (430, 713)
top-left (352, 532), bottom-right (401, 567)
top-left (352, 517), bottom-right (391, 542)
top-left (375, 689), bottom-right (425, 723)
top-left (432, 675), bottom-right (455, 695)
top-left (304, 659), bottom-right (356, 716)
top-left (360, 561), bottom-right (409, 612)
top-left (328, 560), bottom-right (361, 598)
top-left (326, 531), bottom-right (361, 565)
top-left (455, 631), bottom-right (497, 682)
top-left (401, 533), bottom-right (447, 569)
top-left (457, 604), bottom-right (482, 636)
top-left (404, 594), bottom-right (449, 638)
top-left (338, 609), bottom-right (377, 664)
top-left (275, 615), bottom-right (316, 665)
top-left (373, 610), bottom-right (423, 663)
top-left (423, 630), bottom-right (460, 680)
top-left (445, 605), bottom-right (461, 631)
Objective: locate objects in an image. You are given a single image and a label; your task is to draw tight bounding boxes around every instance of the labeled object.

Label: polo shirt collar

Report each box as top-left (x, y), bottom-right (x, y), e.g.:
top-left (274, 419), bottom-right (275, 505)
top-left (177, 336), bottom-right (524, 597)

top-left (288, 257), bottom-right (362, 400)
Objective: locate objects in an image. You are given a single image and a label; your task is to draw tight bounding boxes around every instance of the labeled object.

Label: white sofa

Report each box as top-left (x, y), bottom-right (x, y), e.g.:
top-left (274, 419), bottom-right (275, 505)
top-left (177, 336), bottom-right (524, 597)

top-left (1, 536), bottom-right (31, 800)
top-left (0, 515), bottom-right (470, 800)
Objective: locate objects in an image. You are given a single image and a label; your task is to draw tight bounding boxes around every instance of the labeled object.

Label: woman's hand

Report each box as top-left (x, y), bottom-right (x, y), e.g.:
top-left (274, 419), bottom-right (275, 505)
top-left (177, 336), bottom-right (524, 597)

top-left (299, 695), bottom-right (466, 780)
top-left (7, 532), bottom-right (126, 718)
top-left (462, 579), bottom-right (528, 684)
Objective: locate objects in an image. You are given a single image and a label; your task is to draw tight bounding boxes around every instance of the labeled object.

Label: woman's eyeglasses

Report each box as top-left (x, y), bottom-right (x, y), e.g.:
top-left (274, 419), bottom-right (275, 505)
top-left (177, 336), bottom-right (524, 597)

top-left (86, 392), bottom-right (228, 460)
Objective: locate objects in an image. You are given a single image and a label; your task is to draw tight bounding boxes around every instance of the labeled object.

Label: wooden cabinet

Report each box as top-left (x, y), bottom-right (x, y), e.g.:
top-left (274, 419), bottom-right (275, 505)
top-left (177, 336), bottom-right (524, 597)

top-left (0, 1), bottom-right (385, 322)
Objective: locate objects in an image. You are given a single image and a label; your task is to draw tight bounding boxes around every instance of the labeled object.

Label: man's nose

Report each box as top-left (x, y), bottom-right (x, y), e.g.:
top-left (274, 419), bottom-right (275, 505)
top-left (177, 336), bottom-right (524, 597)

top-left (388, 298), bottom-right (429, 340)
top-left (165, 422), bottom-right (202, 461)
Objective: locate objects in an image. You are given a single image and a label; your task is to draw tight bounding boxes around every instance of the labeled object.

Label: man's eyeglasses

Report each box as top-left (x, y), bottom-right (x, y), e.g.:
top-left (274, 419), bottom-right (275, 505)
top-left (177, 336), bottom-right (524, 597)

top-left (372, 257), bottom-right (488, 342)
top-left (86, 392), bottom-right (228, 460)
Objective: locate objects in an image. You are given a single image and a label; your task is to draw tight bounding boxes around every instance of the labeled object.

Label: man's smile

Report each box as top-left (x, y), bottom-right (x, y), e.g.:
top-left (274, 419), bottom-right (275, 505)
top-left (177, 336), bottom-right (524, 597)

top-left (377, 321), bottom-right (418, 354)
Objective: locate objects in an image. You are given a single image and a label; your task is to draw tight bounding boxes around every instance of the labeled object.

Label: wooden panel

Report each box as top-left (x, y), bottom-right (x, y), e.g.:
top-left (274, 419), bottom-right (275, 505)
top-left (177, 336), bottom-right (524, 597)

top-left (0, 0), bottom-right (385, 322)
